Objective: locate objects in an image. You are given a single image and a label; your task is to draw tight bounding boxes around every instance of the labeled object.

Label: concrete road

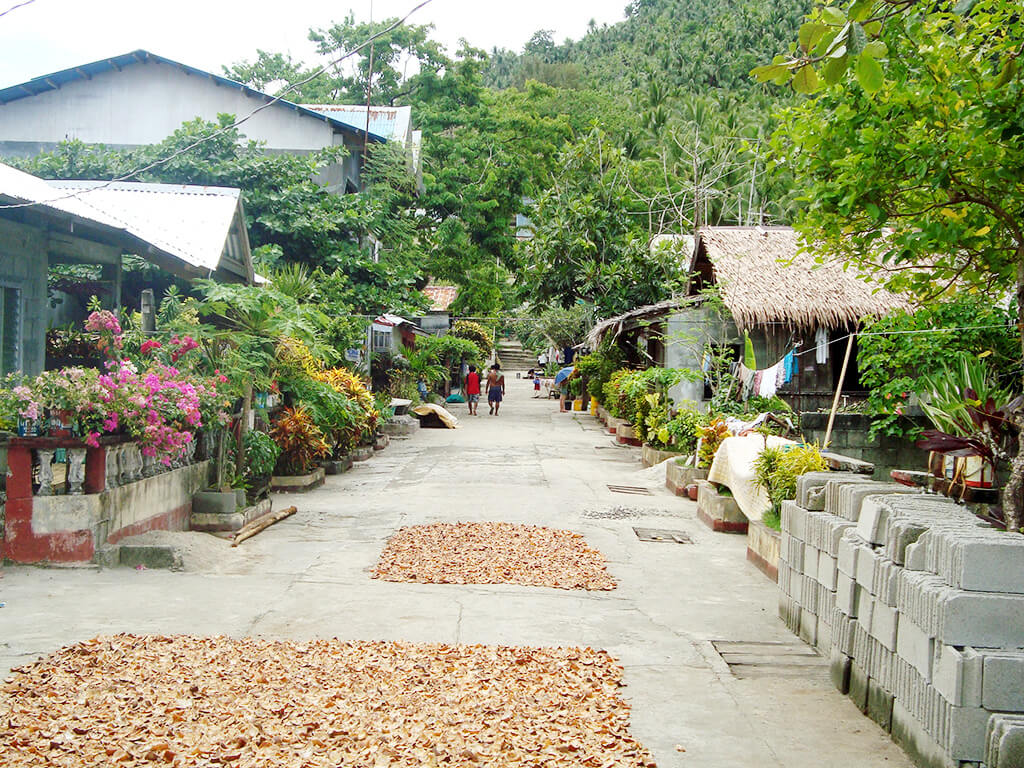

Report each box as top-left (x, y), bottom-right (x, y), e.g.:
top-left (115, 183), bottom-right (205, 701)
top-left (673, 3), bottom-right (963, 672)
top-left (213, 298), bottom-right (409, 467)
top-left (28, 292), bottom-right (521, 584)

top-left (0, 376), bottom-right (913, 767)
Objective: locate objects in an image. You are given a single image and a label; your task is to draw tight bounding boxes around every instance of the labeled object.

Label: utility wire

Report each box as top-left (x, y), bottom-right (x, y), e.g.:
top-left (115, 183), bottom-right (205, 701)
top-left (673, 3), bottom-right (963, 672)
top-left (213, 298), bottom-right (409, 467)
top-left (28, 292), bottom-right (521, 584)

top-left (0, 0), bottom-right (435, 211)
top-left (0, 0), bottom-right (35, 19)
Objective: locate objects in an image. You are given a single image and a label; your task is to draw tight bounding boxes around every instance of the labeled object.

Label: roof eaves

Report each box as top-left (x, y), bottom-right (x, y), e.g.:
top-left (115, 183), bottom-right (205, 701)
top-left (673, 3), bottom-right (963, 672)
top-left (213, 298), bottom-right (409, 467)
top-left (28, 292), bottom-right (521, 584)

top-left (0, 50), bottom-right (387, 144)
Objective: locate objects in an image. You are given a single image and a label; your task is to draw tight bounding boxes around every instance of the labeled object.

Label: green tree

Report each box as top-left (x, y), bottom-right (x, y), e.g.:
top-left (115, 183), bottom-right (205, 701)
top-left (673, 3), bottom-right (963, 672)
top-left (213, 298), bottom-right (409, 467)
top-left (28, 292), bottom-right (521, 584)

top-left (764, 0), bottom-right (1024, 527)
top-left (516, 129), bottom-right (687, 314)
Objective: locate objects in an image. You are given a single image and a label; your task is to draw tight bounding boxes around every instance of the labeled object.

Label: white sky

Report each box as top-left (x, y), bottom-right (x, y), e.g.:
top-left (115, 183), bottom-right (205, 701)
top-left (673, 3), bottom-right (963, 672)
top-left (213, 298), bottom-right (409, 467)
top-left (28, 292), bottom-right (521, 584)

top-left (0, 0), bottom-right (628, 89)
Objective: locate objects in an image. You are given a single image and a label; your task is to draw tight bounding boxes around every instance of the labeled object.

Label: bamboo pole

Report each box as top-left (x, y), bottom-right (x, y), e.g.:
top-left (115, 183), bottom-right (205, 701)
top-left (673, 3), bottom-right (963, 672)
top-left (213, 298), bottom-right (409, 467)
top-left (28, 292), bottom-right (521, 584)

top-left (231, 505), bottom-right (297, 547)
top-left (823, 332), bottom-right (856, 449)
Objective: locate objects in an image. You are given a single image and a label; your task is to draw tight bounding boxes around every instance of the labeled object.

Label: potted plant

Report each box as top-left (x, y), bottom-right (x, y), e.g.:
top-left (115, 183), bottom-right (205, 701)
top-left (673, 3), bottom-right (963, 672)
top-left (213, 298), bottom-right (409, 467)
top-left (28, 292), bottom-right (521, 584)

top-left (915, 356), bottom-right (1019, 497)
top-left (243, 430), bottom-right (280, 502)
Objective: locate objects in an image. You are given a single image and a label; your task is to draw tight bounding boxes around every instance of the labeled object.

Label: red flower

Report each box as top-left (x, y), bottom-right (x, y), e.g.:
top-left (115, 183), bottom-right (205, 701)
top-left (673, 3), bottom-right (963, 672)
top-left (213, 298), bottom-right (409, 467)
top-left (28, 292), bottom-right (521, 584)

top-left (140, 339), bottom-right (163, 356)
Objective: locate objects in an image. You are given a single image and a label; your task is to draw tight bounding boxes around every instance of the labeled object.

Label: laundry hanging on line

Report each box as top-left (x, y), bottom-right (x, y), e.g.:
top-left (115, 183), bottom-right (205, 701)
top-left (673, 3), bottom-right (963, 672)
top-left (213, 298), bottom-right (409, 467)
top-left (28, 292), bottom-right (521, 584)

top-left (732, 348), bottom-right (797, 401)
top-left (815, 328), bottom-right (829, 365)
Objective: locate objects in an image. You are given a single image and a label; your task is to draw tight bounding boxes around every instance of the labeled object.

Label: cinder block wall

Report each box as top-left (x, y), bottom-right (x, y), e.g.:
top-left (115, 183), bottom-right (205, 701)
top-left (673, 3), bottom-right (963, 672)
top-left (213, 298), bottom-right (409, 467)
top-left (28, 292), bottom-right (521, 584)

top-left (799, 413), bottom-right (921, 480)
top-left (778, 473), bottom-right (1024, 768)
top-left (0, 219), bottom-right (49, 375)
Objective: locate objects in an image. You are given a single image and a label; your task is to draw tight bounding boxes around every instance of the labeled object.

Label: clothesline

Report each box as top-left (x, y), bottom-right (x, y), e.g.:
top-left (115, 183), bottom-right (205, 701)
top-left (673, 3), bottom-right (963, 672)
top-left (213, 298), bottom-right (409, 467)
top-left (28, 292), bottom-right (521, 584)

top-left (788, 323), bottom-right (1012, 358)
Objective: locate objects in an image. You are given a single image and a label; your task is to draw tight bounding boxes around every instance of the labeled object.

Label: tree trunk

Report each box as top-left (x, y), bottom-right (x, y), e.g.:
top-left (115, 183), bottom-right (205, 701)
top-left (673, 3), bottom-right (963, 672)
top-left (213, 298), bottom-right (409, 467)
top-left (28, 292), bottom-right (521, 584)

top-left (1003, 254), bottom-right (1024, 532)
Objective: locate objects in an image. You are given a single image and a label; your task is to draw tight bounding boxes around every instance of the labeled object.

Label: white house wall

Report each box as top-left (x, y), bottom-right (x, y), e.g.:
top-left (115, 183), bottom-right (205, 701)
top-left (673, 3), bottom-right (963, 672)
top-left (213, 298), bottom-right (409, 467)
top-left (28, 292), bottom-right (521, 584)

top-left (0, 59), bottom-right (340, 155)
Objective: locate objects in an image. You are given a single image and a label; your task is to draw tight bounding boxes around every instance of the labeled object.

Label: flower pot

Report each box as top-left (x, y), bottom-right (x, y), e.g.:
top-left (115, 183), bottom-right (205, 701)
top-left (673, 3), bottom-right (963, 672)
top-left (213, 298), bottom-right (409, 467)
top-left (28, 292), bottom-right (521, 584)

top-left (959, 455), bottom-right (994, 488)
top-left (17, 417), bottom-right (40, 437)
top-left (48, 409), bottom-right (74, 437)
top-left (572, 399), bottom-right (585, 412)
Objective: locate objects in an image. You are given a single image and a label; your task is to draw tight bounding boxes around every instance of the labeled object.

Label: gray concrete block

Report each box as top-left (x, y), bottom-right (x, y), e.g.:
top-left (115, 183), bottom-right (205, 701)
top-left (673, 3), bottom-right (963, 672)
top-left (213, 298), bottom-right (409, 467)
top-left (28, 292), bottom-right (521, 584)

top-left (905, 539), bottom-right (927, 571)
top-left (837, 530), bottom-right (862, 576)
top-left (933, 645), bottom-right (983, 708)
top-left (947, 535), bottom-right (1024, 594)
top-left (856, 545), bottom-right (878, 594)
top-left (856, 584), bottom-right (875, 628)
top-left (870, 601), bottom-right (899, 652)
top-left (891, 700), bottom-right (956, 768)
top-left (849, 661), bottom-right (870, 713)
top-left (897, 613), bottom-right (935, 682)
top-left (779, 593), bottom-right (801, 634)
top-left (817, 616), bottom-right (834, 654)
top-left (830, 646), bottom-right (852, 693)
top-left (799, 608), bottom-right (819, 646)
top-left (840, 483), bottom-right (921, 523)
top-left (983, 652), bottom-right (1024, 712)
top-left (837, 571), bottom-right (857, 616)
top-left (868, 677), bottom-right (895, 733)
top-left (938, 590), bottom-right (1024, 648)
top-left (947, 705), bottom-right (992, 762)
top-left (825, 476), bottom-right (879, 518)
top-left (986, 714), bottom-right (1024, 768)
top-left (797, 471), bottom-right (855, 510)
top-left (817, 552), bottom-right (838, 591)
top-left (781, 499), bottom-right (807, 541)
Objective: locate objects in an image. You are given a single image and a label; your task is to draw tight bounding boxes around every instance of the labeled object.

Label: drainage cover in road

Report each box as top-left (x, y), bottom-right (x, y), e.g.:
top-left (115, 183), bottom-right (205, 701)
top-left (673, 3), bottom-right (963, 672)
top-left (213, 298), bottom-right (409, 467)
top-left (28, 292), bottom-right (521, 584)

top-left (607, 484), bottom-right (653, 495)
top-left (632, 527), bottom-right (693, 543)
top-left (712, 640), bottom-right (829, 679)
top-left (584, 506), bottom-right (678, 519)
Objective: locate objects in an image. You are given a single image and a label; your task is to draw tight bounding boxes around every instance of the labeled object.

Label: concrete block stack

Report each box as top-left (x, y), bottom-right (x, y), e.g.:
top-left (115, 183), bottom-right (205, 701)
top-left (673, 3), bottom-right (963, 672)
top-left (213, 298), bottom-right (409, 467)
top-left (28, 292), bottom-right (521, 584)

top-left (777, 474), bottom-right (1024, 768)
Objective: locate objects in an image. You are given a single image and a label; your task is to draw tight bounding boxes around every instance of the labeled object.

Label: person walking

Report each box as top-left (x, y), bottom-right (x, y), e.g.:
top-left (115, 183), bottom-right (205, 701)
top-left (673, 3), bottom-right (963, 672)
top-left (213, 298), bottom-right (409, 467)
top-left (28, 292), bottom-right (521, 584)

top-left (465, 365), bottom-right (481, 416)
top-left (486, 364), bottom-right (505, 415)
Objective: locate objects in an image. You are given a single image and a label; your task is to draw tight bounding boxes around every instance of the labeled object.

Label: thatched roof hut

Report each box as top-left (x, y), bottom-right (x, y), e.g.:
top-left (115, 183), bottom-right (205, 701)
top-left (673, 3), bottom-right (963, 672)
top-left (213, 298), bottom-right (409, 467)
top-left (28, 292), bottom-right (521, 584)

top-left (691, 226), bottom-right (909, 331)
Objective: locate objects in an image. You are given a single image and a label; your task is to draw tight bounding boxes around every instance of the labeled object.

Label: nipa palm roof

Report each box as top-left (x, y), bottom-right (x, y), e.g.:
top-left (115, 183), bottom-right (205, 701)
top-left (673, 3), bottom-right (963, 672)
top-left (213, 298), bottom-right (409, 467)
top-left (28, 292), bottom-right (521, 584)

top-left (693, 226), bottom-right (910, 330)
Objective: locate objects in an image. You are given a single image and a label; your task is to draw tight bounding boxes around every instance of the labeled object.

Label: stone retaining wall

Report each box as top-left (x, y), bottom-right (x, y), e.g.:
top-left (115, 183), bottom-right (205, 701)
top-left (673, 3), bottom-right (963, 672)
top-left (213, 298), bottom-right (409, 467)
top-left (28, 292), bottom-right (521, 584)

top-left (778, 472), bottom-right (1024, 768)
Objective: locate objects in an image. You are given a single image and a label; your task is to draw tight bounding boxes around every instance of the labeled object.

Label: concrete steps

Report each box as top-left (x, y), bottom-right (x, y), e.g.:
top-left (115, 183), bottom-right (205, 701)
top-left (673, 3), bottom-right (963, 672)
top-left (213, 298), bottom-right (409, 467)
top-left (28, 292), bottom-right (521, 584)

top-left (495, 341), bottom-right (537, 371)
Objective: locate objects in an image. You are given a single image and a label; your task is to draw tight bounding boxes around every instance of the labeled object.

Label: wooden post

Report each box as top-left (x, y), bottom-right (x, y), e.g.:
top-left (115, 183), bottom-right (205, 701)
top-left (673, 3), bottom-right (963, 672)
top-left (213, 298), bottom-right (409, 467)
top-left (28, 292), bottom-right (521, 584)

top-left (824, 331), bottom-right (856, 449)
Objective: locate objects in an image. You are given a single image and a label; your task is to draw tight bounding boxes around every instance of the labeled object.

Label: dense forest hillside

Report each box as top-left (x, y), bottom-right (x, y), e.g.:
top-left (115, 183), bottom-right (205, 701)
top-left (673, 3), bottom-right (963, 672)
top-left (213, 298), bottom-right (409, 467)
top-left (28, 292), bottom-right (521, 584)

top-left (486, 0), bottom-right (813, 95)
top-left (16, 0), bottom-right (812, 316)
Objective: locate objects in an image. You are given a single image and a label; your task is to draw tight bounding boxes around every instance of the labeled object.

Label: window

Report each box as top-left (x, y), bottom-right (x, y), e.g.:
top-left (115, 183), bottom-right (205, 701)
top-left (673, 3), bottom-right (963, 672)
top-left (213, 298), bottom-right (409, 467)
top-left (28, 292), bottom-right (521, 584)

top-left (0, 285), bottom-right (22, 375)
top-left (372, 329), bottom-right (390, 351)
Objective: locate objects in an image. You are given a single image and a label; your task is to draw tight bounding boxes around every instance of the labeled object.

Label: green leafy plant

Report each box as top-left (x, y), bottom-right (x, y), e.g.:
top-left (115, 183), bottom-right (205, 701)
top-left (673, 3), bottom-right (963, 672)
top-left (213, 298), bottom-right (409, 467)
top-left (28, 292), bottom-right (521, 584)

top-left (451, 320), bottom-right (494, 357)
top-left (697, 417), bottom-right (731, 469)
top-left (244, 430), bottom-right (281, 478)
top-left (270, 406), bottom-right (331, 475)
top-left (646, 402), bottom-right (702, 453)
top-left (754, 444), bottom-right (829, 527)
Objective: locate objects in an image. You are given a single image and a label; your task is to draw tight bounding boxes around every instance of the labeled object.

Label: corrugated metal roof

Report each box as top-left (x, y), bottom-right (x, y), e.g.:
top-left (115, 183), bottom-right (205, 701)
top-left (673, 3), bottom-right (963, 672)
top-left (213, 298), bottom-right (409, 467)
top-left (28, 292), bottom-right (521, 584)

top-left (47, 181), bottom-right (246, 274)
top-left (0, 50), bottom-right (387, 143)
top-left (300, 105), bottom-right (412, 144)
top-left (0, 161), bottom-right (131, 231)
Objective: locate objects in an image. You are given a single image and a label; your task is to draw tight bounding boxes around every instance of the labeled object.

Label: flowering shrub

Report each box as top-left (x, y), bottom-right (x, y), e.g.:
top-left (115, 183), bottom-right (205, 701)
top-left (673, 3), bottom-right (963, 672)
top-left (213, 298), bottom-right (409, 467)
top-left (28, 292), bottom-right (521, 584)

top-left (0, 360), bottom-right (227, 465)
top-left (84, 310), bottom-right (124, 354)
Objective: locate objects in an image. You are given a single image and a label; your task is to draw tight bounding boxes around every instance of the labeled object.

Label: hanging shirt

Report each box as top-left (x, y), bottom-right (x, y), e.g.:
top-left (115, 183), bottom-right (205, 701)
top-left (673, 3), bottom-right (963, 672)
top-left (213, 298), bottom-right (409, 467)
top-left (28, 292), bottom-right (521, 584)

top-left (815, 328), bottom-right (829, 365)
top-left (758, 361), bottom-right (782, 398)
top-left (783, 350), bottom-right (797, 385)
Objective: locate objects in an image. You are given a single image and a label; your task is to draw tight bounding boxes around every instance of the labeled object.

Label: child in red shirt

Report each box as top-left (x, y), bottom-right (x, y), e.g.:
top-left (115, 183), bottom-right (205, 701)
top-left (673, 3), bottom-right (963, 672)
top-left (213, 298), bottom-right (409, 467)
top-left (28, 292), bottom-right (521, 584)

top-left (465, 365), bottom-right (481, 416)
